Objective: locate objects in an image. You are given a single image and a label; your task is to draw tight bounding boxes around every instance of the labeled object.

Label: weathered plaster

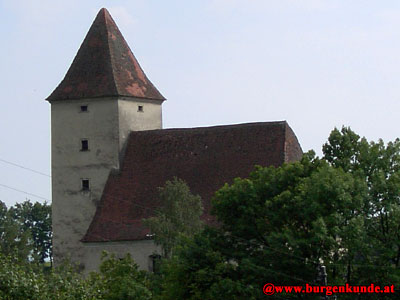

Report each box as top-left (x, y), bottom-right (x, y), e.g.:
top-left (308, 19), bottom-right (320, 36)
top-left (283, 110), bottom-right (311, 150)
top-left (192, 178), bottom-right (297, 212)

top-left (82, 240), bottom-right (161, 273)
top-left (51, 96), bottom-right (162, 270)
top-left (117, 97), bottom-right (162, 160)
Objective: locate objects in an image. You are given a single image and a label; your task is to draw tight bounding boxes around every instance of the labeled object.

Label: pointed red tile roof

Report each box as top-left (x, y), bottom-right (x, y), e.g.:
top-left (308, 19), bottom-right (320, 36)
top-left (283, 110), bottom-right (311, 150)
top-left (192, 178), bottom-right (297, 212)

top-left (47, 8), bottom-right (165, 101)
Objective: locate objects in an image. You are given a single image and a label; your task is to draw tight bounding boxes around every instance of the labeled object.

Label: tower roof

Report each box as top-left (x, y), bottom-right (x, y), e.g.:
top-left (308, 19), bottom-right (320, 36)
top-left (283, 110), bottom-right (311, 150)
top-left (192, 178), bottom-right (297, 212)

top-left (47, 8), bottom-right (165, 102)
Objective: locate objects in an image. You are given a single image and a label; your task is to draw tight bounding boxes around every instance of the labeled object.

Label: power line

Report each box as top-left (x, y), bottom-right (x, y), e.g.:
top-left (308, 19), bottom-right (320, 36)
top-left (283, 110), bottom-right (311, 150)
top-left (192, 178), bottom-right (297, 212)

top-left (0, 158), bottom-right (51, 178)
top-left (0, 183), bottom-right (50, 201)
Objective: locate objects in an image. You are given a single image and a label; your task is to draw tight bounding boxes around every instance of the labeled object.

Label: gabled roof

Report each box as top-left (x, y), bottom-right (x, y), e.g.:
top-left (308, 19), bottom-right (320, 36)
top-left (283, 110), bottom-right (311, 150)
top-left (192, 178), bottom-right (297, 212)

top-left (47, 8), bottom-right (165, 102)
top-left (82, 121), bottom-right (303, 242)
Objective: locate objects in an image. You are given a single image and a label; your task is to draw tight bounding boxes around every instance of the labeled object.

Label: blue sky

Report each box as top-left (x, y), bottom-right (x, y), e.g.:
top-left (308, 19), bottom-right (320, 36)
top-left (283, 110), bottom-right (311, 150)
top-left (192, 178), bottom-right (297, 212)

top-left (1, 0), bottom-right (400, 207)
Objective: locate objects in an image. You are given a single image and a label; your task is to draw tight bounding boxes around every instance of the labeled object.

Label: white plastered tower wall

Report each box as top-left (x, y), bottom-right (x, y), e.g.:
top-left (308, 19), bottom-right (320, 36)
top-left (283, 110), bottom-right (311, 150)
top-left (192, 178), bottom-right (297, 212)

top-left (48, 7), bottom-right (166, 272)
top-left (118, 97), bottom-right (163, 157)
top-left (51, 96), bottom-right (162, 271)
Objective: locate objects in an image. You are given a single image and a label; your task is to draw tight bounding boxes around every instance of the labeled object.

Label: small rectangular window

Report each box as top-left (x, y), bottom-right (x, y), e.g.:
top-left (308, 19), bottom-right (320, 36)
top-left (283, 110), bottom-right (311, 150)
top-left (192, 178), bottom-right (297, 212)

top-left (149, 254), bottom-right (161, 273)
top-left (138, 105), bottom-right (144, 112)
top-left (81, 139), bottom-right (89, 151)
top-left (82, 179), bottom-right (90, 191)
top-left (80, 105), bottom-right (88, 112)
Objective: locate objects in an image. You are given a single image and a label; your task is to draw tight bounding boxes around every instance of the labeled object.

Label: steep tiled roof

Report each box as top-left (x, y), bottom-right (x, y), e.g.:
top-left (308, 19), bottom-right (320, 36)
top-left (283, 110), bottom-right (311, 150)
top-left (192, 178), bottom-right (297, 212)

top-left (82, 121), bottom-right (302, 242)
top-left (47, 8), bottom-right (165, 101)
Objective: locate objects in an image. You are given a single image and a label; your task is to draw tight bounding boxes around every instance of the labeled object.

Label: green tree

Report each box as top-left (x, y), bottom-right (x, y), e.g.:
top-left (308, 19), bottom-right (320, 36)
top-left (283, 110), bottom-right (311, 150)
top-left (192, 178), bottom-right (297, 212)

top-left (8, 200), bottom-right (52, 263)
top-left (89, 252), bottom-right (152, 300)
top-left (323, 126), bottom-right (400, 286)
top-left (0, 254), bottom-right (46, 300)
top-left (160, 229), bottom-right (254, 300)
top-left (0, 251), bottom-right (150, 300)
top-left (0, 251), bottom-right (104, 300)
top-left (160, 155), bottom-right (357, 299)
top-left (160, 128), bottom-right (400, 299)
top-left (143, 177), bottom-right (203, 258)
top-left (0, 201), bottom-right (32, 262)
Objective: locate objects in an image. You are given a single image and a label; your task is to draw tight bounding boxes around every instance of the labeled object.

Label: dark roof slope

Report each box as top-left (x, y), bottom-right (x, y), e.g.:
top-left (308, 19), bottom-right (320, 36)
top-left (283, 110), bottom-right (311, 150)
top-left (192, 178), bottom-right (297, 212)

top-left (47, 8), bottom-right (165, 101)
top-left (82, 121), bottom-right (302, 242)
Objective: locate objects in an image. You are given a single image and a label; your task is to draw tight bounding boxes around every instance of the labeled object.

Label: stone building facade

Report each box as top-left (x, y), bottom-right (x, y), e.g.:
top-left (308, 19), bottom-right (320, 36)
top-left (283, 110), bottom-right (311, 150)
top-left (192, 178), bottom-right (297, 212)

top-left (47, 8), bottom-right (303, 273)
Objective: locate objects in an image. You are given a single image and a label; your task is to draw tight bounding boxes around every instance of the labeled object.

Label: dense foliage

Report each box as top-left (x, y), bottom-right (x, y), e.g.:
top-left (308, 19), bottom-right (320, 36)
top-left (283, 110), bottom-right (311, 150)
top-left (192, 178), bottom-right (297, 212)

top-left (0, 252), bottom-right (152, 300)
top-left (159, 127), bottom-right (400, 299)
top-left (0, 200), bottom-right (51, 263)
top-left (1, 127), bottom-right (400, 299)
top-left (323, 127), bottom-right (400, 287)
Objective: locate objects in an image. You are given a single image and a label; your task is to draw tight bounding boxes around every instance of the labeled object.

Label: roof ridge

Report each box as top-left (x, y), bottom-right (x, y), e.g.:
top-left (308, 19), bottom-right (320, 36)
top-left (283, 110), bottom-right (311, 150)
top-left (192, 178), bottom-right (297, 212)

top-left (127, 121), bottom-right (289, 135)
top-left (103, 8), bottom-right (119, 97)
top-left (83, 121), bottom-right (303, 242)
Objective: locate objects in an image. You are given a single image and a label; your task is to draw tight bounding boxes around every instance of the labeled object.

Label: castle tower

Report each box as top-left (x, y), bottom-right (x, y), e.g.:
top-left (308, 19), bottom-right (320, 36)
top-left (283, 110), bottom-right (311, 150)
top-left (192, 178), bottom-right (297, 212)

top-left (47, 8), bottom-right (165, 268)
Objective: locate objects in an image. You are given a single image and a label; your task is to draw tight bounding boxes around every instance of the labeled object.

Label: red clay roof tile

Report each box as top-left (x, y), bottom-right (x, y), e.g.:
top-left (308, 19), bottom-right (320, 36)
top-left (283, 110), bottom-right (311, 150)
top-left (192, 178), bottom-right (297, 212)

top-left (47, 8), bottom-right (165, 101)
top-left (82, 121), bottom-right (302, 242)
